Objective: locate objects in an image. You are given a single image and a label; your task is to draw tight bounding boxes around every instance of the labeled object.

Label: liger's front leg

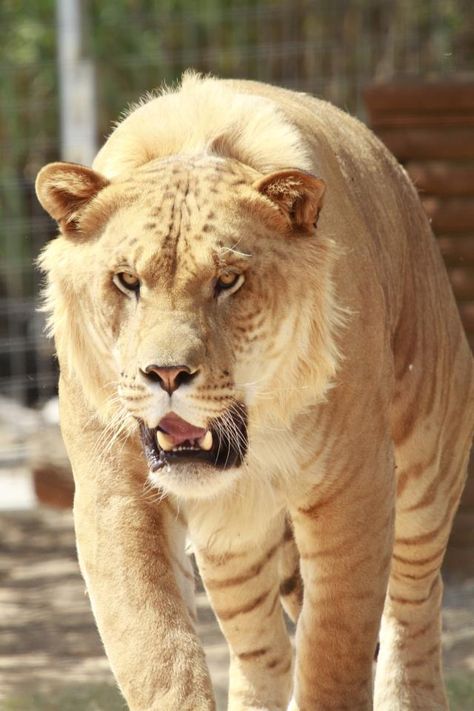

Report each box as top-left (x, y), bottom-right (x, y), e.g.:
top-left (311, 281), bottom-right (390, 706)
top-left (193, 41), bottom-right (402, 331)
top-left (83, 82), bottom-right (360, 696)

top-left (194, 515), bottom-right (293, 711)
top-left (61, 379), bottom-right (215, 711)
top-left (288, 435), bottom-right (395, 711)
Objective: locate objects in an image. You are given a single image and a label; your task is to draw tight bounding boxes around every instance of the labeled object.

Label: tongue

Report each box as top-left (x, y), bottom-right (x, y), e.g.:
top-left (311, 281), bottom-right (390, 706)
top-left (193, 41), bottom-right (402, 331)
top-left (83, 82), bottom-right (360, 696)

top-left (158, 412), bottom-right (207, 447)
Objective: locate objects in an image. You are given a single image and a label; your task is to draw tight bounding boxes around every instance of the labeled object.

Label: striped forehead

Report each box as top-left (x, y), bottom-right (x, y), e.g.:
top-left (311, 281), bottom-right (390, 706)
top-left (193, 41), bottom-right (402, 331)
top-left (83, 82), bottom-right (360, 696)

top-left (116, 158), bottom-right (247, 280)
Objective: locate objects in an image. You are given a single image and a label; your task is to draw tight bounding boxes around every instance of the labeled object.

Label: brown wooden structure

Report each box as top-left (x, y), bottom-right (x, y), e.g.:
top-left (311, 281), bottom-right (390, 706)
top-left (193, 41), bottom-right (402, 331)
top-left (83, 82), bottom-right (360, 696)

top-left (365, 82), bottom-right (474, 351)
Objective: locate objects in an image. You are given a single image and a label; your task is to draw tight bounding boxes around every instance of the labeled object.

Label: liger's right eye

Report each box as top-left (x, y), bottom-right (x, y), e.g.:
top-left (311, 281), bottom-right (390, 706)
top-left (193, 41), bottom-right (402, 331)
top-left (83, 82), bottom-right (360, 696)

top-left (113, 271), bottom-right (140, 295)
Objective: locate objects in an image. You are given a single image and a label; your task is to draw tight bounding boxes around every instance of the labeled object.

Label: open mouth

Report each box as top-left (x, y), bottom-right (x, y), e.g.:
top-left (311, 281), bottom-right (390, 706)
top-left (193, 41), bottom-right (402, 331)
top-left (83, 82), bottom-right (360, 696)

top-left (139, 403), bottom-right (248, 472)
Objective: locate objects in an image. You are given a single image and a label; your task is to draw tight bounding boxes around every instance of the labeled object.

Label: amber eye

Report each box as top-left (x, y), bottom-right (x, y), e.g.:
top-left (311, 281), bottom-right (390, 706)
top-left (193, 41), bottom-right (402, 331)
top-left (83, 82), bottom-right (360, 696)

top-left (215, 271), bottom-right (243, 296)
top-left (113, 271), bottom-right (140, 294)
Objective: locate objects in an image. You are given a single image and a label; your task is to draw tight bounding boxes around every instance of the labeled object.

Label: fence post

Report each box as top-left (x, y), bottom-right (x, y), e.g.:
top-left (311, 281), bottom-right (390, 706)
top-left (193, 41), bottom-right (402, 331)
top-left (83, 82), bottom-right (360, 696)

top-left (56, 0), bottom-right (97, 166)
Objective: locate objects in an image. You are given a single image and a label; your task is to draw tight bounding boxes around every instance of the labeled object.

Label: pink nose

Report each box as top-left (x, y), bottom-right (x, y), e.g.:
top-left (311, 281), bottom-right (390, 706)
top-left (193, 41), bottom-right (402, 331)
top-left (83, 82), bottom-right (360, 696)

top-left (141, 365), bottom-right (197, 395)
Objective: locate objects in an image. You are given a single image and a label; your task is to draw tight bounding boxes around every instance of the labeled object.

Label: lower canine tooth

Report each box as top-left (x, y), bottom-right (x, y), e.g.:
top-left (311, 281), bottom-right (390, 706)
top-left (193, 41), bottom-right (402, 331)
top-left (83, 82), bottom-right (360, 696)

top-left (198, 431), bottom-right (213, 451)
top-left (157, 430), bottom-right (175, 452)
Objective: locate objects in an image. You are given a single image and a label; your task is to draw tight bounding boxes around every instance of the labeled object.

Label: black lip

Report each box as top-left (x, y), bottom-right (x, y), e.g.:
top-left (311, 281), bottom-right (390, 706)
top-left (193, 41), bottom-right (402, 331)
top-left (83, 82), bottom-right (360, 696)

top-left (139, 403), bottom-right (248, 472)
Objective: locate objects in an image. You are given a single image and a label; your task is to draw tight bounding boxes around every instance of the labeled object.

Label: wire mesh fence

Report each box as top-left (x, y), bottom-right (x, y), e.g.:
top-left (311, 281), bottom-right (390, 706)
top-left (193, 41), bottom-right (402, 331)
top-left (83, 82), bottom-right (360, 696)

top-left (1, 0), bottom-right (473, 407)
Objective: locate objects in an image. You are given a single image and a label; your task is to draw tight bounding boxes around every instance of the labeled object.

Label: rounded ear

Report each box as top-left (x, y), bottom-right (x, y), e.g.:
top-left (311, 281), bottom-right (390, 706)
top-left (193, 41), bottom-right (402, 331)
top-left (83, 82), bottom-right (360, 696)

top-left (253, 169), bottom-right (326, 234)
top-left (35, 162), bottom-right (109, 236)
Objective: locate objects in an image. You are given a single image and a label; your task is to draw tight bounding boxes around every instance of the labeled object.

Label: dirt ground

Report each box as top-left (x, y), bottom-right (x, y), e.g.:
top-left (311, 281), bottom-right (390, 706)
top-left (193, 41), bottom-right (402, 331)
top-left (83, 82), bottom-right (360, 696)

top-left (0, 508), bottom-right (473, 710)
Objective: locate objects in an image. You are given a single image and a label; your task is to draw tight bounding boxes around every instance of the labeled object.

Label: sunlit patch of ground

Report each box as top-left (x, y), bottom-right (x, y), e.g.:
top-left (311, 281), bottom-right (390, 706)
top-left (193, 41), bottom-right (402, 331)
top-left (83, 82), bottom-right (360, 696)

top-left (0, 509), bottom-right (472, 710)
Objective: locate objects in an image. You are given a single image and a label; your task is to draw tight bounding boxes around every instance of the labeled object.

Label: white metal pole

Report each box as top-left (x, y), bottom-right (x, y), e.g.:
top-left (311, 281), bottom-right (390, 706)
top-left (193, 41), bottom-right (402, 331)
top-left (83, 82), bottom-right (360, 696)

top-left (56, 0), bottom-right (97, 166)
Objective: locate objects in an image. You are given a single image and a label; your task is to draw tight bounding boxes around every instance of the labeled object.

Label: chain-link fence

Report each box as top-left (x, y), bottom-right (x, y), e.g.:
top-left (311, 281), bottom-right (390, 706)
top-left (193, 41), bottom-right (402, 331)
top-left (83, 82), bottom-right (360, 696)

top-left (1, 0), bottom-right (473, 407)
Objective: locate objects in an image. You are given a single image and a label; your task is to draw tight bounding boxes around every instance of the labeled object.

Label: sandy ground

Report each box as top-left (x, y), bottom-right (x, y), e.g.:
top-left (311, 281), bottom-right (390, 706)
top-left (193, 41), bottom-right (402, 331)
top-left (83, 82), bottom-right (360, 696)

top-left (0, 508), bottom-right (473, 709)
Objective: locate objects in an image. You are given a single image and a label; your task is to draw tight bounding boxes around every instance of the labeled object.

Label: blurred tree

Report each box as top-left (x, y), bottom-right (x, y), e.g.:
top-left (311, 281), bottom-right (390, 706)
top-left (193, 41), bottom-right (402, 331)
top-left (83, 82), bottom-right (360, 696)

top-left (0, 0), bottom-right (57, 295)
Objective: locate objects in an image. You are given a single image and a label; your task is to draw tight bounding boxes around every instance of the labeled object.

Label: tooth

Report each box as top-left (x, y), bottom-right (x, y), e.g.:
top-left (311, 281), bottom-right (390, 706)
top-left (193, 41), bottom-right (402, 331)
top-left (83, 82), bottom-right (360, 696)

top-left (157, 430), bottom-right (175, 452)
top-left (198, 431), bottom-right (213, 451)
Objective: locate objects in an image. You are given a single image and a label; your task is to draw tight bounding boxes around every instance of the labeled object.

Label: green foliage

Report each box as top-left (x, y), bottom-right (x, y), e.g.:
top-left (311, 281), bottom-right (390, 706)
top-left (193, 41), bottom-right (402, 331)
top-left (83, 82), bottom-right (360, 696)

top-left (2, 683), bottom-right (125, 710)
top-left (2, 673), bottom-right (474, 710)
top-left (0, 0), bottom-right (57, 294)
top-left (446, 671), bottom-right (474, 710)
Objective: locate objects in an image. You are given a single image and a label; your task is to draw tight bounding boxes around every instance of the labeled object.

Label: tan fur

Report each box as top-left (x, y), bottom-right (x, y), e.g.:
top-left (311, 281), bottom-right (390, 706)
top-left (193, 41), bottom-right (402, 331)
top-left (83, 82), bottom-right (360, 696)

top-left (35, 73), bottom-right (473, 710)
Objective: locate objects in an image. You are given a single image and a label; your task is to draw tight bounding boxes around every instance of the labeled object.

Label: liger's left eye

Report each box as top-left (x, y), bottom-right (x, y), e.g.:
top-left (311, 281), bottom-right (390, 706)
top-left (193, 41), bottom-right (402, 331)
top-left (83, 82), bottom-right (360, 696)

top-left (215, 271), bottom-right (244, 296)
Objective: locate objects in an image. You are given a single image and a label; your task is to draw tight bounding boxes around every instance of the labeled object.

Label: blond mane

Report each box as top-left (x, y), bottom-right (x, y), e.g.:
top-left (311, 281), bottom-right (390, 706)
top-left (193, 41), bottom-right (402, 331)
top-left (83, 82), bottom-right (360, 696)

top-left (93, 71), bottom-right (313, 178)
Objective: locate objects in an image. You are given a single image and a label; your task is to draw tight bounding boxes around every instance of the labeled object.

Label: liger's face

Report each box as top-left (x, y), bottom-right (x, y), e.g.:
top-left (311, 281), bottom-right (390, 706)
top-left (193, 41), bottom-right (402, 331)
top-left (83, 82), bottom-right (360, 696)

top-left (36, 153), bottom-right (328, 499)
top-left (83, 156), bottom-right (306, 497)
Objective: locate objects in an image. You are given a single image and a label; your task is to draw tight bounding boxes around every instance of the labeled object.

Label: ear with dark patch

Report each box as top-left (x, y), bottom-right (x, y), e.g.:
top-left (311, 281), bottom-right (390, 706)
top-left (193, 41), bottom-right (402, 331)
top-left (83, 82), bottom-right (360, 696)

top-left (35, 162), bottom-right (109, 236)
top-left (253, 169), bottom-right (326, 234)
